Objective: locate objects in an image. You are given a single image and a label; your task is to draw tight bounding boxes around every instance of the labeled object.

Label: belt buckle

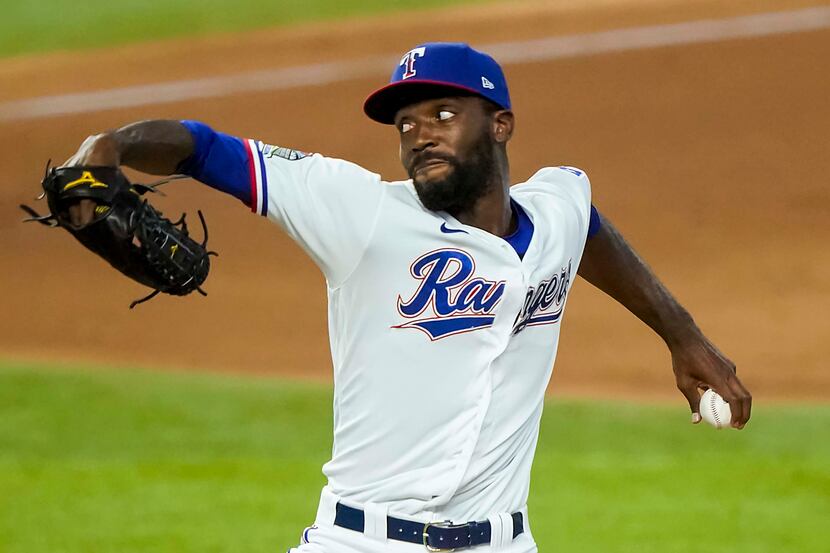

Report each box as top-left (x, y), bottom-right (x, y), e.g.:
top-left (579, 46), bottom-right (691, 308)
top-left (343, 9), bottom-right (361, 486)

top-left (423, 520), bottom-right (463, 552)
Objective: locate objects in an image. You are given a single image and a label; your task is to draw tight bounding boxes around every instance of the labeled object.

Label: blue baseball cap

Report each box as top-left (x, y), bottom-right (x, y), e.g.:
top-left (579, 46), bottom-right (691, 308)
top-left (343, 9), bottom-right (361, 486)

top-left (364, 42), bottom-right (511, 124)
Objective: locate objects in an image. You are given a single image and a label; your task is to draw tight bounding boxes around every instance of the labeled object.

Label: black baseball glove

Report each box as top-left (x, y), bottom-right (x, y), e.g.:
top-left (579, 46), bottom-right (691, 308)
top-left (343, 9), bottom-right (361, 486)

top-left (20, 163), bottom-right (217, 308)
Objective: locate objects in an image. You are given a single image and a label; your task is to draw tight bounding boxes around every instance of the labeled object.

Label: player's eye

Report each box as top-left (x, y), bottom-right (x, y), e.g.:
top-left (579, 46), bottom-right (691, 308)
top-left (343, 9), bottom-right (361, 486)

top-left (438, 110), bottom-right (455, 121)
top-left (400, 122), bottom-right (413, 133)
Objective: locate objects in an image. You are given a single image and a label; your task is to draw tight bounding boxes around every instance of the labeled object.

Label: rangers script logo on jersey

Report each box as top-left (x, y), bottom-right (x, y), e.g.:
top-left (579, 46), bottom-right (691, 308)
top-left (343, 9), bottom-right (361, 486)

top-left (394, 248), bottom-right (506, 340)
top-left (513, 261), bottom-right (572, 334)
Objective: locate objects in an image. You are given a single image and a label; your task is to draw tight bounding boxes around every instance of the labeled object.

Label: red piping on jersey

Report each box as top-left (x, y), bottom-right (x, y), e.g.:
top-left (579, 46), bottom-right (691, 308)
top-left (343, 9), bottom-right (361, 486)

top-left (243, 139), bottom-right (257, 213)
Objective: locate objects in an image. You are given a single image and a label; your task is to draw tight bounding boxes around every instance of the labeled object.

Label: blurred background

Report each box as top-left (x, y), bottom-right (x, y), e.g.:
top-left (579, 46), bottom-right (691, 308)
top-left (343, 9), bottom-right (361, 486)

top-left (1, 0), bottom-right (828, 552)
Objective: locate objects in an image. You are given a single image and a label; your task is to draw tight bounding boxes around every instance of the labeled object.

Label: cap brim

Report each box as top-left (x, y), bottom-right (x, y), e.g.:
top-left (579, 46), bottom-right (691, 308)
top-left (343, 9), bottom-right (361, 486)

top-left (363, 80), bottom-right (483, 125)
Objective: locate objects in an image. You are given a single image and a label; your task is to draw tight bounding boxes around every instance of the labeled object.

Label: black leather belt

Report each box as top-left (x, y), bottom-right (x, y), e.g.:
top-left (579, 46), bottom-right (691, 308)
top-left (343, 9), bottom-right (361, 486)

top-left (333, 501), bottom-right (524, 551)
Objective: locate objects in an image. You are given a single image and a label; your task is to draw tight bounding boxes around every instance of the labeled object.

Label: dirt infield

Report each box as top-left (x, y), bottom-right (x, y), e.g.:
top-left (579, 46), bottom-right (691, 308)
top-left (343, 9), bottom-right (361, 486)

top-left (1, 0), bottom-right (828, 402)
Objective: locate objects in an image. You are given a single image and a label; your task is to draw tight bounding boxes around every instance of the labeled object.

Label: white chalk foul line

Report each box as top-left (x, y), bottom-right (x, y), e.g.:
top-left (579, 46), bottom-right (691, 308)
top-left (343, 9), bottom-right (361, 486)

top-left (1, 6), bottom-right (828, 122)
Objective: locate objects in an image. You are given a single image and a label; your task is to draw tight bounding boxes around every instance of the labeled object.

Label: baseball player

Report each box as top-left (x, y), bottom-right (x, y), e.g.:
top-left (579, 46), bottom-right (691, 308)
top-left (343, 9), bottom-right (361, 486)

top-left (64, 42), bottom-right (751, 552)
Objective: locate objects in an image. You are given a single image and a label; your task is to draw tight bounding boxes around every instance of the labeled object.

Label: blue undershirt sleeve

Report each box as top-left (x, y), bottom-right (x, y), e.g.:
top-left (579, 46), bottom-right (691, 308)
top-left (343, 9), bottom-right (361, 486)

top-left (176, 120), bottom-right (252, 207)
top-left (587, 204), bottom-right (602, 238)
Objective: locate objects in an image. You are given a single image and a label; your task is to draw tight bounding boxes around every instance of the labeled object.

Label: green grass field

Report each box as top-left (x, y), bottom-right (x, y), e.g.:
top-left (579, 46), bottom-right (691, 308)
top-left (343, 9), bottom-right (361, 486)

top-left (1, 0), bottom-right (489, 59)
top-left (1, 362), bottom-right (828, 553)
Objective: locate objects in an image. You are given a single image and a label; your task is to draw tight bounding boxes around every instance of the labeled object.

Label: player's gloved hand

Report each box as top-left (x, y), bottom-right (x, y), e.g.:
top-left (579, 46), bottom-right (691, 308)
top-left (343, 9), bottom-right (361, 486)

top-left (64, 133), bottom-right (121, 227)
top-left (670, 335), bottom-right (751, 429)
top-left (21, 132), bottom-right (217, 308)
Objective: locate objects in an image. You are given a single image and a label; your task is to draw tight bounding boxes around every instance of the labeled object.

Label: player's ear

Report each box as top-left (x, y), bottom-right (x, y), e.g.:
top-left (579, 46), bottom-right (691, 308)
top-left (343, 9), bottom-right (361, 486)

top-left (492, 110), bottom-right (514, 144)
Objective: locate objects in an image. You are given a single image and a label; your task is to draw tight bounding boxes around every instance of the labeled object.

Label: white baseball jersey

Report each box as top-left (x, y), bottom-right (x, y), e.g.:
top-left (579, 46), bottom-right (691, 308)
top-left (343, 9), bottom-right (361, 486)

top-left (244, 142), bottom-right (591, 523)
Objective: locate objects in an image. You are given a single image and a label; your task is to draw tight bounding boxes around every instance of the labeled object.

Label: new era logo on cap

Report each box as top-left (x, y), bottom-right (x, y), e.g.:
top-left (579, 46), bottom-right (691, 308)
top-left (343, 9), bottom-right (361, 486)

top-left (363, 42), bottom-right (511, 124)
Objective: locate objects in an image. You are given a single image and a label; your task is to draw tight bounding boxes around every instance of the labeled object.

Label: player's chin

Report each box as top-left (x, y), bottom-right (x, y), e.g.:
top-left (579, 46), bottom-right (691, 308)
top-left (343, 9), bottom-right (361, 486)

top-left (413, 177), bottom-right (449, 201)
top-left (414, 180), bottom-right (460, 212)
top-left (413, 165), bottom-right (453, 189)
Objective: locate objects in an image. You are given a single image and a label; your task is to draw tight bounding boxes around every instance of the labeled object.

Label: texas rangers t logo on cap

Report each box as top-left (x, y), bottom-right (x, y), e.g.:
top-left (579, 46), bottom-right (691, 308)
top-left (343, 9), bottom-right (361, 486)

top-left (400, 47), bottom-right (426, 79)
top-left (364, 42), bottom-right (512, 124)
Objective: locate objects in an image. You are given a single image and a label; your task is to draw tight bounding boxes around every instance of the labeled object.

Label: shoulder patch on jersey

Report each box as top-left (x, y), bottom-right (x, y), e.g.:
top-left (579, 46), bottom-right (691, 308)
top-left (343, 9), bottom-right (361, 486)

top-left (261, 143), bottom-right (309, 161)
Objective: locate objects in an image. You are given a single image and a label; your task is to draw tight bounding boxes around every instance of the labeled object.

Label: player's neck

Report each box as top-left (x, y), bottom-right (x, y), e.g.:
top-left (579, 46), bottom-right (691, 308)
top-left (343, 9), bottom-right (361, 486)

top-left (453, 178), bottom-right (515, 237)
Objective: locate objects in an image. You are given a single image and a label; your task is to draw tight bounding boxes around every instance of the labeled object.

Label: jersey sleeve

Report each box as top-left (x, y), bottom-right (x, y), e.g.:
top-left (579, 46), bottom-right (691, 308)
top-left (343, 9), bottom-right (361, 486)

top-left (587, 205), bottom-right (602, 238)
top-left (177, 120), bottom-right (385, 286)
top-left (526, 166), bottom-right (592, 239)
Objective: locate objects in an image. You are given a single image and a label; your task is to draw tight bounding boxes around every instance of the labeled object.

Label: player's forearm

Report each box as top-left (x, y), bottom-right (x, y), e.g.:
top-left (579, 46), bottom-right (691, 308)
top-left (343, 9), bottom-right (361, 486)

top-left (78, 120), bottom-right (194, 175)
top-left (577, 216), bottom-right (701, 349)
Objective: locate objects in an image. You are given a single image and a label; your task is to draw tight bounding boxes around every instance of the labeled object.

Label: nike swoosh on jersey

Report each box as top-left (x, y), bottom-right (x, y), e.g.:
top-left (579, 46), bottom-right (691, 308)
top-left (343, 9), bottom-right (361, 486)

top-left (440, 222), bottom-right (468, 235)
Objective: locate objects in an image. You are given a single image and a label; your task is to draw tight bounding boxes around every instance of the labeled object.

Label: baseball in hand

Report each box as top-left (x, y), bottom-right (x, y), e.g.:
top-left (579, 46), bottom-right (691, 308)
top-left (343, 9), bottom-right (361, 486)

top-left (699, 389), bottom-right (733, 429)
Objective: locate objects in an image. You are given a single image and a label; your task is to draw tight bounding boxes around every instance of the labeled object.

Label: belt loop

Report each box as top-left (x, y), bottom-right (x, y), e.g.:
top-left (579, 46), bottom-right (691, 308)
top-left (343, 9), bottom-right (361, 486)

top-left (315, 486), bottom-right (339, 526)
top-left (363, 502), bottom-right (388, 542)
top-left (486, 513), bottom-right (513, 550)
top-left (499, 513), bottom-right (514, 546)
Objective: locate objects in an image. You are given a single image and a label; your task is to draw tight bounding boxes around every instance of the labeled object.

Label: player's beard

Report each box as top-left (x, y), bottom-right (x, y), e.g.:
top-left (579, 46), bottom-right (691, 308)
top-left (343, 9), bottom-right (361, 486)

top-left (411, 135), bottom-right (497, 214)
